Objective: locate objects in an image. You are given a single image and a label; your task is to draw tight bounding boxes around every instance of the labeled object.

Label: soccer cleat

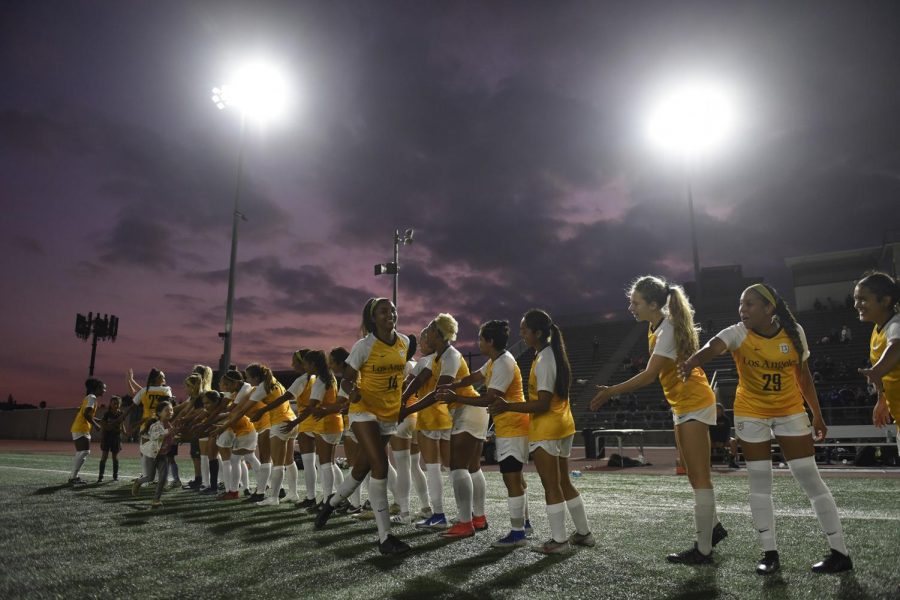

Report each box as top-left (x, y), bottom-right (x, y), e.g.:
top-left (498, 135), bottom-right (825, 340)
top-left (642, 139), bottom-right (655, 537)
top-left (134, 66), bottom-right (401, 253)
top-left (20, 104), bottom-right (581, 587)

top-left (531, 539), bottom-right (570, 554)
top-left (666, 543), bottom-right (713, 565)
top-left (183, 479), bottom-right (201, 490)
top-left (415, 513), bottom-right (449, 530)
top-left (343, 503), bottom-right (363, 516)
top-left (472, 515), bottom-right (489, 531)
top-left (305, 501), bottom-right (323, 515)
top-left (170, 479), bottom-right (183, 490)
top-left (278, 488), bottom-right (287, 499)
top-left (218, 491), bottom-right (240, 500)
top-left (150, 500), bottom-right (163, 509)
top-left (283, 493), bottom-right (302, 504)
top-left (415, 506), bottom-right (433, 520)
top-left (333, 499), bottom-right (352, 515)
top-left (811, 550), bottom-right (853, 573)
top-left (296, 497), bottom-right (317, 510)
top-left (131, 480), bottom-right (141, 496)
top-left (492, 530), bottom-right (528, 548)
top-left (96, 476), bottom-right (104, 483)
top-left (569, 531), bottom-right (596, 547)
top-left (378, 534), bottom-right (411, 556)
top-left (524, 520), bottom-right (533, 538)
top-left (756, 551), bottom-right (780, 575)
top-left (712, 523), bottom-right (728, 547)
top-left (68, 477), bottom-right (86, 485)
top-left (314, 494), bottom-right (337, 530)
top-left (390, 514), bottom-right (411, 525)
top-left (200, 486), bottom-right (219, 496)
top-left (442, 521), bottom-right (475, 538)
top-left (257, 496), bottom-right (280, 507)
top-left (243, 489), bottom-right (252, 497)
top-left (247, 493), bottom-right (266, 503)
top-left (197, 485), bottom-right (209, 494)
top-left (389, 502), bottom-right (401, 515)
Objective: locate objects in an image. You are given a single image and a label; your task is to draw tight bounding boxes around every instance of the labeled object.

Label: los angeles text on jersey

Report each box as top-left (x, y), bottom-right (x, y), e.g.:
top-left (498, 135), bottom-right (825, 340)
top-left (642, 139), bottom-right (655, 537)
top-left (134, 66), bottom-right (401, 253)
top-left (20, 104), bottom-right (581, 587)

top-left (370, 364), bottom-right (405, 374)
top-left (740, 357), bottom-right (797, 371)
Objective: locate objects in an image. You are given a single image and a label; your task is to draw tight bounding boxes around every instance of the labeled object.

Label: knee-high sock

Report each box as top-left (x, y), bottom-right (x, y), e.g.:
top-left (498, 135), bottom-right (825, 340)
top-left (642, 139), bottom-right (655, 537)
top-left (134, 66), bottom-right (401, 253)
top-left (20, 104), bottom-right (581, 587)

top-left (200, 455), bottom-right (210, 488)
top-left (301, 453), bottom-right (317, 500)
top-left (332, 462), bottom-right (344, 487)
top-left (241, 460), bottom-right (250, 490)
top-left (244, 453), bottom-right (261, 489)
top-left (392, 449), bottom-right (411, 515)
top-left (471, 469), bottom-right (486, 518)
top-left (369, 477), bottom-right (391, 543)
top-left (547, 502), bottom-right (567, 543)
top-left (112, 457), bottom-right (119, 479)
top-left (450, 469), bottom-right (473, 523)
top-left (321, 462), bottom-right (335, 497)
top-left (387, 461), bottom-right (398, 503)
top-left (257, 462), bottom-right (272, 495)
top-left (220, 459), bottom-right (232, 493)
top-left (285, 461), bottom-right (299, 497)
top-left (268, 465), bottom-right (285, 500)
top-left (565, 494), bottom-right (590, 536)
top-left (229, 455), bottom-right (242, 492)
top-left (411, 452), bottom-right (429, 509)
top-left (747, 460), bottom-right (777, 552)
top-left (693, 488), bottom-right (716, 554)
top-left (330, 474), bottom-right (364, 506)
top-left (426, 463), bottom-right (444, 514)
top-left (70, 450), bottom-right (89, 479)
top-left (364, 473), bottom-right (371, 502)
top-left (523, 487), bottom-right (530, 522)
top-left (508, 494), bottom-right (526, 530)
top-left (349, 478), bottom-right (362, 507)
top-left (209, 458), bottom-right (220, 491)
top-left (788, 456), bottom-right (848, 555)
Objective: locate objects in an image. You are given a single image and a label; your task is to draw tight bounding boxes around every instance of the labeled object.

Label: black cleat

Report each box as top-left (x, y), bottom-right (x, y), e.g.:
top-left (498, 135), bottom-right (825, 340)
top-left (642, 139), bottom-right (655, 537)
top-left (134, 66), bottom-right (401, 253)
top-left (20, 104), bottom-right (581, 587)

top-left (756, 550), bottom-right (780, 575)
top-left (712, 523), bottom-right (728, 547)
top-left (666, 543), bottom-right (712, 565)
top-left (278, 488), bottom-right (286, 499)
top-left (378, 534), bottom-right (411, 556)
top-left (247, 493), bottom-right (266, 503)
top-left (305, 501), bottom-right (323, 515)
top-left (314, 494), bottom-right (336, 529)
top-left (297, 497), bottom-right (317, 510)
top-left (811, 549), bottom-right (853, 573)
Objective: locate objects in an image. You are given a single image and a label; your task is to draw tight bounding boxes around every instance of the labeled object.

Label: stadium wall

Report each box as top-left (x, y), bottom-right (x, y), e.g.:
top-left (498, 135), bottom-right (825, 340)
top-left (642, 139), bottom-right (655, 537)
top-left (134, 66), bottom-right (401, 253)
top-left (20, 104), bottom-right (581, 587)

top-left (0, 408), bottom-right (78, 441)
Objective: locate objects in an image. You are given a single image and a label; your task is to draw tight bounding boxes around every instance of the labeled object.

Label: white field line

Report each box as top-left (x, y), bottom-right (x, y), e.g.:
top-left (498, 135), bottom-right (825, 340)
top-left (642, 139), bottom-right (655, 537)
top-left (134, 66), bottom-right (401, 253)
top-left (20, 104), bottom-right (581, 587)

top-left (0, 465), bottom-right (139, 478)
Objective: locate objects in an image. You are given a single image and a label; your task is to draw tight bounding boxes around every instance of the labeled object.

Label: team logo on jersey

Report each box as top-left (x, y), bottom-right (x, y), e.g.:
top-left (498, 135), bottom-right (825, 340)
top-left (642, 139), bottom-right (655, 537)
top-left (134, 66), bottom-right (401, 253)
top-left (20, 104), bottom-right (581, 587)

top-left (779, 343), bottom-right (789, 354)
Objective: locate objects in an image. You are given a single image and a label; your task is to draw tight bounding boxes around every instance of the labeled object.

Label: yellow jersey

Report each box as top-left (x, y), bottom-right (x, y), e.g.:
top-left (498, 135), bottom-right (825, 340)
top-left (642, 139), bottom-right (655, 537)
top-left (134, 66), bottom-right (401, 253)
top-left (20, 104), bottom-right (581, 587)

top-left (133, 386), bottom-right (172, 422)
top-left (870, 314), bottom-right (900, 420)
top-left (528, 346), bottom-right (576, 442)
top-left (649, 318), bottom-right (716, 415)
top-left (413, 354), bottom-right (453, 431)
top-left (348, 333), bottom-right (410, 421)
top-left (717, 323), bottom-right (810, 418)
top-left (437, 346), bottom-right (480, 411)
top-left (248, 382), bottom-right (286, 431)
top-left (481, 351), bottom-right (529, 438)
top-left (312, 379), bottom-right (343, 435)
top-left (294, 375), bottom-right (318, 433)
top-left (70, 394), bottom-right (97, 435)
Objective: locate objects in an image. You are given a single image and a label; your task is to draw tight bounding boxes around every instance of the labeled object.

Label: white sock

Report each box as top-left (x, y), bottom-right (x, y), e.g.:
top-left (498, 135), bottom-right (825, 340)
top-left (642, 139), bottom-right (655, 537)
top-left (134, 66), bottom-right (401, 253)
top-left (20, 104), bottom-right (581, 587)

top-left (565, 494), bottom-right (590, 536)
top-left (322, 462), bottom-right (335, 497)
top-left (392, 449), bottom-right (411, 515)
top-left (301, 453), bottom-right (317, 500)
top-left (426, 463), bottom-right (444, 514)
top-left (241, 460), bottom-right (250, 490)
top-left (332, 462), bottom-right (344, 487)
top-left (350, 481), bottom-right (362, 507)
top-left (369, 477), bottom-right (391, 543)
top-left (508, 494), bottom-right (526, 531)
top-left (547, 501), bottom-right (567, 543)
top-left (71, 450), bottom-right (89, 478)
top-left (387, 461), bottom-right (398, 503)
top-left (229, 455), bottom-right (242, 492)
top-left (257, 462), bottom-right (272, 496)
top-left (200, 455), bottom-right (210, 488)
top-left (788, 456), bottom-right (849, 555)
top-left (331, 474), bottom-right (363, 506)
top-left (747, 460), bottom-right (777, 552)
top-left (315, 453), bottom-right (322, 491)
top-left (450, 469), bottom-right (473, 523)
top-left (269, 466), bottom-right (285, 500)
top-left (285, 461), bottom-right (299, 497)
top-left (411, 452), bottom-right (429, 509)
top-left (220, 459), bottom-right (233, 493)
top-left (471, 469), bottom-right (486, 517)
top-left (524, 487), bottom-right (530, 522)
top-left (694, 488), bottom-right (716, 555)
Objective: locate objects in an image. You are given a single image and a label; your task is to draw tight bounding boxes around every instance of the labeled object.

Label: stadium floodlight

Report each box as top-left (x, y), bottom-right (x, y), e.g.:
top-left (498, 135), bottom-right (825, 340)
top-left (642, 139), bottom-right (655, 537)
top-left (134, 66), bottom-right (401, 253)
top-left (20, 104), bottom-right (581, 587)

top-left (211, 59), bottom-right (291, 123)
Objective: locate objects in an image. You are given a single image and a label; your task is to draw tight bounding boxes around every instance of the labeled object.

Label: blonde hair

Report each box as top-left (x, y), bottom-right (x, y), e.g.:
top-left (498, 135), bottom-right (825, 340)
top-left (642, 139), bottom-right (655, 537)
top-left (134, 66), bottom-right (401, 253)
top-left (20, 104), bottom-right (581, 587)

top-left (432, 313), bottom-right (459, 343)
top-left (629, 275), bottom-right (700, 362)
top-left (184, 373), bottom-right (203, 396)
top-left (192, 364), bottom-right (213, 393)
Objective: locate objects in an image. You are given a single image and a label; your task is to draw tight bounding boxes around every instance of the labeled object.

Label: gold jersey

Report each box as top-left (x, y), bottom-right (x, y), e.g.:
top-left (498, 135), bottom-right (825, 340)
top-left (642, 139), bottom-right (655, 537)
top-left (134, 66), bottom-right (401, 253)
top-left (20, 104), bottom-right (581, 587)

top-left (648, 318), bottom-right (716, 415)
top-left (413, 354), bottom-right (452, 431)
top-left (527, 347), bottom-right (575, 442)
top-left (870, 314), bottom-right (900, 421)
top-left (482, 351), bottom-right (529, 438)
top-left (348, 333), bottom-right (410, 421)
top-left (70, 394), bottom-right (96, 435)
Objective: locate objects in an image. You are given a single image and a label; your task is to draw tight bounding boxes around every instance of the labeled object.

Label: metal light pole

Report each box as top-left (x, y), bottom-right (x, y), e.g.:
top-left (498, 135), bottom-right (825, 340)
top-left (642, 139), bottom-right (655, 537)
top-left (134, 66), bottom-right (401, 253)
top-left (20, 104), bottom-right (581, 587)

top-left (686, 169), bottom-right (702, 303)
top-left (375, 228), bottom-right (414, 311)
top-left (75, 312), bottom-right (119, 376)
top-left (220, 114), bottom-right (247, 376)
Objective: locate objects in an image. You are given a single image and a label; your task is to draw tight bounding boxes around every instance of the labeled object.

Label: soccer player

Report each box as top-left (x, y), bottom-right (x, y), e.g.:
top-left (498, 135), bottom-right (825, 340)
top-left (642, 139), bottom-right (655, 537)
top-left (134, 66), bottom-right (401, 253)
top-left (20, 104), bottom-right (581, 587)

top-left (493, 309), bottom-right (593, 554)
top-left (212, 370), bottom-right (262, 499)
top-left (315, 298), bottom-right (411, 556)
top-left (246, 364), bottom-right (286, 502)
top-left (95, 395), bottom-right (126, 482)
top-left (854, 272), bottom-right (900, 441)
top-left (591, 277), bottom-right (725, 563)
top-left (300, 350), bottom-right (343, 510)
top-left (69, 377), bottom-right (105, 484)
top-left (387, 335), bottom-right (421, 525)
top-left (681, 283), bottom-right (852, 574)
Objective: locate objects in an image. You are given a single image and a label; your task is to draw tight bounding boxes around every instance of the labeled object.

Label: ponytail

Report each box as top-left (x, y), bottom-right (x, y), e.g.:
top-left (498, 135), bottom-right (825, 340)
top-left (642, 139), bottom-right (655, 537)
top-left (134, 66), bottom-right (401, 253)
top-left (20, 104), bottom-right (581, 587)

top-left (306, 350), bottom-right (336, 388)
top-left (146, 368), bottom-right (162, 389)
top-left (191, 365), bottom-right (213, 392)
top-left (523, 309), bottom-right (572, 398)
top-left (630, 275), bottom-right (700, 362)
top-left (246, 363), bottom-right (277, 393)
top-left (747, 284), bottom-right (806, 361)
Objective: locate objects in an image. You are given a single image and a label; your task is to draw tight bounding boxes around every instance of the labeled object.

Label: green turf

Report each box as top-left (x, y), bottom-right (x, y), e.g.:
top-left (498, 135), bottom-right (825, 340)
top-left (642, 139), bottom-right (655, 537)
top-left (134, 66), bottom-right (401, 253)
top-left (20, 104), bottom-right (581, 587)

top-left (0, 453), bottom-right (897, 599)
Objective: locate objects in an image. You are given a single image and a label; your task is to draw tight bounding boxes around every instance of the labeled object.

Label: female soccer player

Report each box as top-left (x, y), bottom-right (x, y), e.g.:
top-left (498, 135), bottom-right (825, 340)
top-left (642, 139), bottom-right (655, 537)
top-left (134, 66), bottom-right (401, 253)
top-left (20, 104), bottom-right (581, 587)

top-left (854, 272), bottom-right (900, 438)
top-left (681, 283), bottom-right (852, 574)
top-left (438, 319), bottom-right (527, 546)
top-left (387, 335), bottom-right (421, 525)
top-left (95, 395), bottom-right (126, 482)
top-left (69, 377), bottom-right (105, 484)
top-left (246, 363), bottom-right (287, 502)
top-left (493, 309), bottom-right (593, 554)
top-left (315, 298), bottom-right (411, 555)
top-left (212, 370), bottom-right (262, 499)
top-left (590, 277), bottom-right (725, 562)
top-left (298, 350), bottom-right (343, 510)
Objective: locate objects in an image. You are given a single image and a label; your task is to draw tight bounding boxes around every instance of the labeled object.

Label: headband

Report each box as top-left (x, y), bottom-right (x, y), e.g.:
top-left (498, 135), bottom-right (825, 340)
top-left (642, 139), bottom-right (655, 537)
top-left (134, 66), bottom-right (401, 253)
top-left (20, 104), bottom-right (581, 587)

top-left (748, 283), bottom-right (777, 307)
top-left (370, 297), bottom-right (388, 317)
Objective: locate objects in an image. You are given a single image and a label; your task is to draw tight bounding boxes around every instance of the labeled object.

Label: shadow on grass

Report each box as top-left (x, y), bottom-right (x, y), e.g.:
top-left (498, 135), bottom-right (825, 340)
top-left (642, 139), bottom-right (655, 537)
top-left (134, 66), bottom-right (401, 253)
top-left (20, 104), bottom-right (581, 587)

top-left (33, 483), bottom-right (72, 495)
top-left (366, 536), bottom-right (457, 572)
top-left (661, 569), bottom-right (719, 600)
top-left (837, 572), bottom-right (877, 600)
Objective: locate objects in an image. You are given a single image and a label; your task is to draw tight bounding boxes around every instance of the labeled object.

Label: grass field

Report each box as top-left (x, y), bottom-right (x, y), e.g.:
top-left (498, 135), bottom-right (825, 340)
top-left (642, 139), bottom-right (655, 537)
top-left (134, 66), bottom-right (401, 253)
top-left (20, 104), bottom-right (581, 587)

top-left (0, 453), bottom-right (897, 600)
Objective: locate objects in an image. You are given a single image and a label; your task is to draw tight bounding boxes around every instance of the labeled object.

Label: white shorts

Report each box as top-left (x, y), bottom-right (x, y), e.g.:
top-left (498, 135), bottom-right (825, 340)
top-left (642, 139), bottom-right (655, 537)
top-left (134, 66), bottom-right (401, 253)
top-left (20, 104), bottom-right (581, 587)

top-left (216, 430), bottom-right (236, 448)
top-left (271, 423), bottom-right (299, 441)
top-left (317, 432), bottom-right (343, 445)
top-left (496, 435), bottom-right (529, 463)
top-left (303, 431), bottom-right (315, 439)
top-left (71, 433), bottom-right (90, 441)
top-left (450, 406), bottom-right (489, 440)
top-left (233, 431), bottom-right (258, 452)
top-left (418, 429), bottom-right (451, 441)
top-left (673, 402), bottom-right (717, 426)
top-left (349, 411), bottom-right (398, 437)
top-left (734, 412), bottom-right (812, 443)
top-left (529, 435), bottom-right (574, 458)
top-left (393, 416), bottom-right (416, 440)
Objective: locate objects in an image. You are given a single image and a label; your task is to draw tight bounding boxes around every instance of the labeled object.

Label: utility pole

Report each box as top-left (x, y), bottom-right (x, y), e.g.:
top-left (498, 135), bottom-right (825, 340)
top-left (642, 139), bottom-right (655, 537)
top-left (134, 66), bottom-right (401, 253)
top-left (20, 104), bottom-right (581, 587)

top-left (75, 313), bottom-right (119, 376)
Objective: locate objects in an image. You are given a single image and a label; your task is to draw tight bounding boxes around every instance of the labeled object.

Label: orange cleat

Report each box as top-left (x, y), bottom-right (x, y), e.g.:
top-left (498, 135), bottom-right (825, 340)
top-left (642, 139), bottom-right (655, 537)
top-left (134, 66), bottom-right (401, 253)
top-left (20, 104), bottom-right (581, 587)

top-left (442, 521), bottom-right (475, 538)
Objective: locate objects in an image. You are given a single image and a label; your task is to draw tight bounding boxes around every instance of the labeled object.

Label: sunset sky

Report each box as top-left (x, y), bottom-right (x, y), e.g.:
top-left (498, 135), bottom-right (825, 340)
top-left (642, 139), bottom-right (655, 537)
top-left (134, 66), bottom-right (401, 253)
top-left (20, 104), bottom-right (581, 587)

top-left (2, 1), bottom-right (899, 407)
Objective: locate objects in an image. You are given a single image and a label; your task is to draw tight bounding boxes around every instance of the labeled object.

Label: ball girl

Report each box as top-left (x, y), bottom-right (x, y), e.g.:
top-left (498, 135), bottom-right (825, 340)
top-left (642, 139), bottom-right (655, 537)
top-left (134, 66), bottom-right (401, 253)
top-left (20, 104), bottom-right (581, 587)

top-left (682, 283), bottom-right (852, 574)
top-left (131, 400), bottom-right (179, 508)
top-left (95, 395), bottom-right (126, 482)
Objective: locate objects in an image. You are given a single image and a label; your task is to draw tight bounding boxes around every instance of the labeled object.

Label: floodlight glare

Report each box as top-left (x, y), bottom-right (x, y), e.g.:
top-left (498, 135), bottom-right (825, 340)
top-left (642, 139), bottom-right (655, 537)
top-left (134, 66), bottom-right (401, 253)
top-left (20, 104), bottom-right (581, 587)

top-left (645, 80), bottom-right (737, 160)
top-left (211, 59), bottom-right (291, 122)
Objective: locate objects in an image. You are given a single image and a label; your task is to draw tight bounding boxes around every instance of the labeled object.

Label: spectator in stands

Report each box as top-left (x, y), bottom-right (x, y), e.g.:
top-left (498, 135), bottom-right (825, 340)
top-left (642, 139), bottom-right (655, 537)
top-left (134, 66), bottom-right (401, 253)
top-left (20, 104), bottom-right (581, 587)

top-left (814, 298), bottom-right (824, 311)
top-left (591, 275), bottom-right (725, 565)
top-left (710, 403), bottom-right (739, 468)
top-left (840, 326), bottom-right (851, 344)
